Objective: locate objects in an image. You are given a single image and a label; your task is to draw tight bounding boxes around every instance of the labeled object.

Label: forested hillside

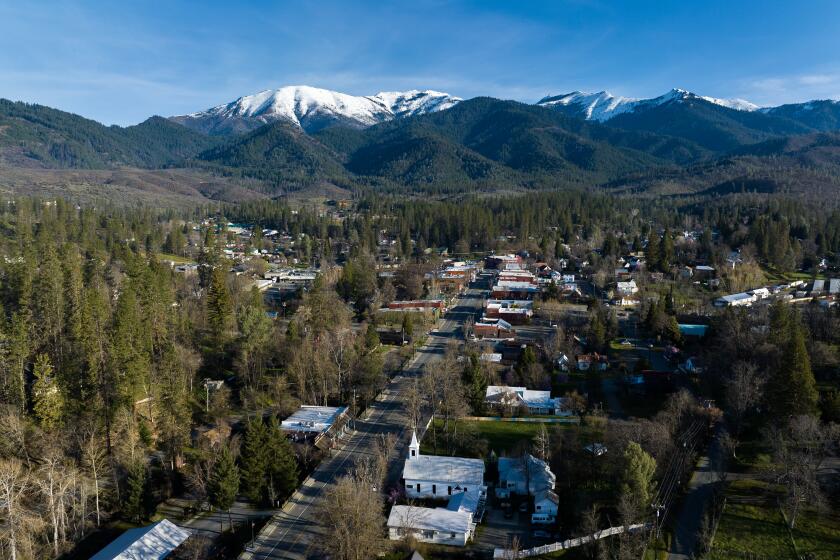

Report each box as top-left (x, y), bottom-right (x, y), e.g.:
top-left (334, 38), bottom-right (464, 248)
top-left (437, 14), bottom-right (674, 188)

top-left (3, 95), bottom-right (840, 200)
top-left (0, 100), bottom-right (218, 168)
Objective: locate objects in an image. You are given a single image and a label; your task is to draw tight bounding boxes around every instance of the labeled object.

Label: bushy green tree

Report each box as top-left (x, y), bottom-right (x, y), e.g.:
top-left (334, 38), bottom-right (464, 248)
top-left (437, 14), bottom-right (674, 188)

top-left (621, 442), bottom-right (656, 514)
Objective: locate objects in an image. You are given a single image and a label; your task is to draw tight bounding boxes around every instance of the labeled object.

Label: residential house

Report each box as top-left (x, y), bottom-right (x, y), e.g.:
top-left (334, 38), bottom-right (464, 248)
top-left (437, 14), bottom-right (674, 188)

top-left (694, 265), bottom-right (715, 279)
top-left (484, 386), bottom-right (572, 416)
top-left (616, 279), bottom-right (639, 295)
top-left (556, 353), bottom-right (571, 372)
top-left (576, 353), bottom-right (609, 371)
top-left (496, 454), bottom-right (559, 524)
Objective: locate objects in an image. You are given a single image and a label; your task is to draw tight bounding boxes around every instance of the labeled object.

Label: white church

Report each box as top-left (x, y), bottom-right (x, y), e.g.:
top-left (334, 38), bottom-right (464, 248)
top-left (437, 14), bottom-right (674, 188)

top-left (387, 432), bottom-right (487, 546)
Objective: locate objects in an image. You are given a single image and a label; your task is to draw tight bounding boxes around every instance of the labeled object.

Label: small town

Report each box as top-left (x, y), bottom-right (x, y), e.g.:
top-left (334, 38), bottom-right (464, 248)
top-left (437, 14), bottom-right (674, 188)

top-left (49, 207), bottom-right (831, 560)
top-left (2, 3), bottom-right (840, 560)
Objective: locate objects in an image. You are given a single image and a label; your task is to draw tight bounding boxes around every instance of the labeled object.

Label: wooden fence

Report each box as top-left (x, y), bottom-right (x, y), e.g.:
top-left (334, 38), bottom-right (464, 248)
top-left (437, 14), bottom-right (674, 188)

top-left (493, 523), bottom-right (649, 558)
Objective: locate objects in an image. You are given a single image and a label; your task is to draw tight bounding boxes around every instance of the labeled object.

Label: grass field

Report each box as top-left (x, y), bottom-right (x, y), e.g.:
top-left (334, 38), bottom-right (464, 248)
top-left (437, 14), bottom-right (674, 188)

top-left (158, 252), bottom-right (194, 264)
top-left (421, 418), bottom-right (570, 457)
top-left (709, 479), bottom-right (840, 560)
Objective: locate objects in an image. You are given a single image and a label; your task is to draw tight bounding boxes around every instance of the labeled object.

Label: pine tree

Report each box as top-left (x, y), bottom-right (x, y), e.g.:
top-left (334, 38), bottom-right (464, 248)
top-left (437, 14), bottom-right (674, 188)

top-left (401, 313), bottom-right (414, 341)
top-left (769, 315), bottom-right (819, 417)
top-left (240, 419), bottom-right (270, 503)
top-left (208, 446), bottom-right (239, 530)
top-left (110, 283), bottom-right (150, 404)
top-left (123, 461), bottom-right (147, 523)
top-left (266, 417), bottom-right (299, 505)
top-left (32, 353), bottom-right (62, 429)
top-left (462, 355), bottom-right (488, 415)
top-left (646, 232), bottom-right (661, 272)
top-left (206, 266), bottom-right (234, 346)
top-left (660, 227), bottom-right (674, 271)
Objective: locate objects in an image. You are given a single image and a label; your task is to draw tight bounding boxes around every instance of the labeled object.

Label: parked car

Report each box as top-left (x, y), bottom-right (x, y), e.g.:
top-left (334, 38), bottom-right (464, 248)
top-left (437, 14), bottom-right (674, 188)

top-left (503, 507), bottom-right (514, 519)
top-left (518, 502), bottom-right (529, 513)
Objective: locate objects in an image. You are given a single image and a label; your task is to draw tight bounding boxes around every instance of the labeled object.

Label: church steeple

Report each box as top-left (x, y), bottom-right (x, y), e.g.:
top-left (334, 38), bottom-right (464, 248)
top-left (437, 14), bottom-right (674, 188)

top-left (408, 430), bottom-right (420, 460)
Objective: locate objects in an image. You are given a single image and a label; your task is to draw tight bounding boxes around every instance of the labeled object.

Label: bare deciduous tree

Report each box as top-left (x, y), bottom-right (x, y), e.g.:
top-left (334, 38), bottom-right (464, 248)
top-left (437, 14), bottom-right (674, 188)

top-left (724, 361), bottom-right (764, 457)
top-left (770, 415), bottom-right (839, 529)
top-left (318, 461), bottom-right (386, 560)
top-left (532, 424), bottom-right (551, 462)
top-left (0, 459), bottom-right (30, 560)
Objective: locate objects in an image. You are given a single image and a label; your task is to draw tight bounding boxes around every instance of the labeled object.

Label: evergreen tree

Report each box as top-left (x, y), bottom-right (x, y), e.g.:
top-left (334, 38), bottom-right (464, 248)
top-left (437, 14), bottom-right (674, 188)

top-left (110, 283), bottom-right (150, 405)
top-left (364, 322), bottom-right (380, 351)
top-left (462, 355), bottom-right (488, 415)
top-left (646, 232), bottom-right (661, 272)
top-left (266, 417), bottom-right (299, 505)
top-left (208, 446), bottom-right (240, 530)
top-left (401, 313), bottom-right (414, 341)
top-left (660, 227), bottom-right (674, 271)
top-left (31, 353), bottom-right (62, 429)
top-left (123, 461), bottom-right (147, 523)
top-left (240, 418), bottom-right (270, 503)
top-left (236, 290), bottom-right (273, 387)
top-left (207, 265), bottom-right (234, 346)
top-left (769, 314), bottom-right (819, 417)
top-left (588, 309), bottom-right (607, 351)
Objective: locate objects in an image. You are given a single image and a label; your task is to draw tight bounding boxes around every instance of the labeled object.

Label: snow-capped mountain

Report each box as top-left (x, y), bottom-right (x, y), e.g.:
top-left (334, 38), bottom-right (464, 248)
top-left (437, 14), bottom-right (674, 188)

top-left (537, 88), bottom-right (760, 122)
top-left (171, 85), bottom-right (461, 135)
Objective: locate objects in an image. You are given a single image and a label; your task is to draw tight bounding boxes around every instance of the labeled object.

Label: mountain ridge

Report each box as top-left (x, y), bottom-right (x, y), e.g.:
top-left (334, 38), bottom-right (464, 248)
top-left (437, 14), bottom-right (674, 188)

top-left (171, 85), bottom-right (462, 135)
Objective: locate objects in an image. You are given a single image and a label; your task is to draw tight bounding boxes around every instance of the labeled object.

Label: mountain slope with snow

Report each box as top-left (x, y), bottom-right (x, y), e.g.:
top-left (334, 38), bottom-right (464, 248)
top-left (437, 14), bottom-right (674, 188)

top-left (537, 88), bottom-right (760, 122)
top-left (171, 86), bottom-right (462, 135)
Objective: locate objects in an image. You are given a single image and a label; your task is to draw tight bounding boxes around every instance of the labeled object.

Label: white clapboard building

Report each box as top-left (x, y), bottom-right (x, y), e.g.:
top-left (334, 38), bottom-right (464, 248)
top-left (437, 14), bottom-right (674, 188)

top-left (388, 432), bottom-right (487, 546)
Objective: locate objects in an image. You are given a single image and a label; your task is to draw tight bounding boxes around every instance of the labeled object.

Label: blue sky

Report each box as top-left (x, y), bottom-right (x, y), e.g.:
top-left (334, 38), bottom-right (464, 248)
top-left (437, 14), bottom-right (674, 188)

top-left (2, 0), bottom-right (839, 125)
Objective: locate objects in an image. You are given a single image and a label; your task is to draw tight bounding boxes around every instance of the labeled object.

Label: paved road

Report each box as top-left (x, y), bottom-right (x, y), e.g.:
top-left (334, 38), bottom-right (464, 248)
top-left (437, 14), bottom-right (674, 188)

top-left (239, 288), bottom-right (484, 559)
top-left (667, 427), bottom-right (727, 560)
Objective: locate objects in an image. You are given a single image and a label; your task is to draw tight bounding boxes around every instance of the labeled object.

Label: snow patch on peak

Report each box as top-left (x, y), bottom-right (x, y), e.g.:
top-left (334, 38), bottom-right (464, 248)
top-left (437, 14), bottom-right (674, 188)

top-left (370, 90), bottom-right (462, 118)
top-left (538, 87), bottom-right (761, 121)
top-left (537, 91), bottom-right (640, 121)
top-left (699, 96), bottom-right (760, 112)
top-left (179, 86), bottom-right (462, 133)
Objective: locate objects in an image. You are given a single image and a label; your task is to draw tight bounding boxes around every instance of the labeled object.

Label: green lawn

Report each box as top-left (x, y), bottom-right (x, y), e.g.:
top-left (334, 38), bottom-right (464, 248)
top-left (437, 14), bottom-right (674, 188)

top-left (158, 252), bottom-right (194, 264)
top-left (709, 479), bottom-right (840, 560)
top-left (421, 419), bottom-right (570, 457)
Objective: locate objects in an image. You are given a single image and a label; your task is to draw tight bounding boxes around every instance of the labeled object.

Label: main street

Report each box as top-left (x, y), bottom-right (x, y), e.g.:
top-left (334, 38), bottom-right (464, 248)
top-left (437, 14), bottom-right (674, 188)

top-left (239, 288), bottom-right (484, 559)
